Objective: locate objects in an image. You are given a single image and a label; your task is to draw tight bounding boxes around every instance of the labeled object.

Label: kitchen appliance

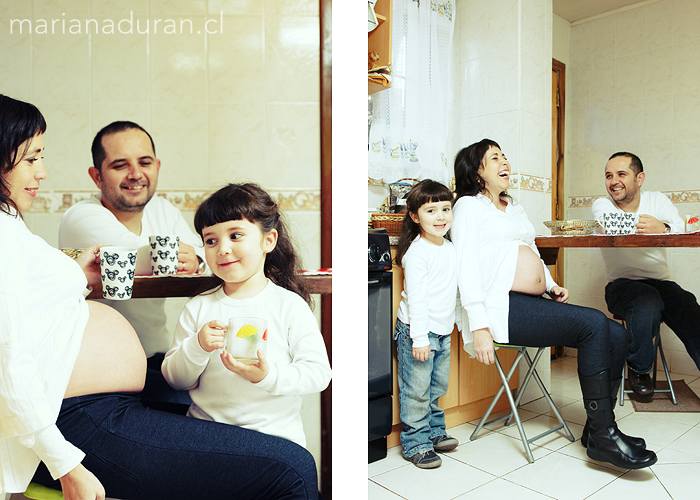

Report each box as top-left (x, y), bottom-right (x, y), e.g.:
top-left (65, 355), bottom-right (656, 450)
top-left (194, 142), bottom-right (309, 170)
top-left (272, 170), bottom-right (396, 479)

top-left (368, 228), bottom-right (393, 463)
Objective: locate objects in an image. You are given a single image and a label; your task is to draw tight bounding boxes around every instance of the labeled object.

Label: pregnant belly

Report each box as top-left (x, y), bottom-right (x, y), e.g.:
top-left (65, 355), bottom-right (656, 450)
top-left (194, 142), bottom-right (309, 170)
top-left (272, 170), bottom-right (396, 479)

top-left (66, 301), bottom-right (146, 398)
top-left (511, 245), bottom-right (546, 296)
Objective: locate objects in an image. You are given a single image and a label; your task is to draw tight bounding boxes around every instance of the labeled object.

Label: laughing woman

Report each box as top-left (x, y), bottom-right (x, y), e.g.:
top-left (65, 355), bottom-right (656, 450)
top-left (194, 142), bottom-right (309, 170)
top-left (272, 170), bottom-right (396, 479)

top-left (0, 94), bottom-right (318, 500)
top-left (452, 138), bottom-right (656, 470)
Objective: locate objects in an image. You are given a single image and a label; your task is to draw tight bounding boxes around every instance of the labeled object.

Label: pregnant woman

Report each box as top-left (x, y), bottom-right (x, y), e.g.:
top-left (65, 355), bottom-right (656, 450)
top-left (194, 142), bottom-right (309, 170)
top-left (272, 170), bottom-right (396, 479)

top-left (452, 138), bottom-right (656, 470)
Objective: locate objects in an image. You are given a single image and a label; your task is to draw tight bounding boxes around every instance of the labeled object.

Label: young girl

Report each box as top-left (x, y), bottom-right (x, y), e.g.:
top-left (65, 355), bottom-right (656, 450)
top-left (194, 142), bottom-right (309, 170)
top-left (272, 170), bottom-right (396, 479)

top-left (162, 183), bottom-right (332, 447)
top-left (394, 179), bottom-right (459, 469)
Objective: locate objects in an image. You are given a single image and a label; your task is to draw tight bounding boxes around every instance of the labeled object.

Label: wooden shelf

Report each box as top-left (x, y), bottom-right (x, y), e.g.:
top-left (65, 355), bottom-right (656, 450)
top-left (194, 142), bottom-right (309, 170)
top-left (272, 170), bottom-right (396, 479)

top-left (368, 0), bottom-right (392, 95)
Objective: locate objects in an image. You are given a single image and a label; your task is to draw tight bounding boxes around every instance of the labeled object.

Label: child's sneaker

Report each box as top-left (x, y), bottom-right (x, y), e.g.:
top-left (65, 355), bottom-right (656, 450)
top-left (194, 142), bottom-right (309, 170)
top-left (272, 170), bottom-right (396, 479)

top-left (430, 435), bottom-right (459, 452)
top-left (405, 450), bottom-right (442, 469)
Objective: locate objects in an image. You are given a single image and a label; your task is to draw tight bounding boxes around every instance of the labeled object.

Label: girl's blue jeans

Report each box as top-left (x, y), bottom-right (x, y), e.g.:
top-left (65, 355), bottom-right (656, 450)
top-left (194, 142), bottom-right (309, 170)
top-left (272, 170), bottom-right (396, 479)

top-left (31, 392), bottom-right (318, 499)
top-left (394, 318), bottom-right (451, 458)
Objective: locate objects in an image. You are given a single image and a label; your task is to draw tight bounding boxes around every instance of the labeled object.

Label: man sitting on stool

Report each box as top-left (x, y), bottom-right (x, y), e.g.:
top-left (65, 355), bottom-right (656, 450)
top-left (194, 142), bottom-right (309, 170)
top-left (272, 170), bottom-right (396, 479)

top-left (592, 152), bottom-right (700, 398)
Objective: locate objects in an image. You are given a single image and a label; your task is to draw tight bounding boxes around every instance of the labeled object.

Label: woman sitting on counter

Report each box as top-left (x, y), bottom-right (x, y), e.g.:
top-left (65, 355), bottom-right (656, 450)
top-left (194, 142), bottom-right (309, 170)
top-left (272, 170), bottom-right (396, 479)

top-left (0, 93), bottom-right (319, 500)
top-left (451, 138), bottom-right (657, 470)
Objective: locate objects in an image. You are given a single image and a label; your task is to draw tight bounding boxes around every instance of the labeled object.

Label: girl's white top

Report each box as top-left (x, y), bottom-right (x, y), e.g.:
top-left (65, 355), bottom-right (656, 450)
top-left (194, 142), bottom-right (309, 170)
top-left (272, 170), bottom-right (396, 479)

top-left (0, 210), bottom-right (88, 494)
top-left (162, 281), bottom-right (331, 447)
top-left (396, 236), bottom-right (458, 347)
top-left (451, 194), bottom-right (556, 355)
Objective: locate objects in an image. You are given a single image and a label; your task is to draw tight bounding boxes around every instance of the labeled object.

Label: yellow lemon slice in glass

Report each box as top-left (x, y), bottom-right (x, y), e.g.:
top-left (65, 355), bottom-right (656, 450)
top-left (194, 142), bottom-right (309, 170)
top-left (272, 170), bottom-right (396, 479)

top-left (236, 324), bottom-right (259, 339)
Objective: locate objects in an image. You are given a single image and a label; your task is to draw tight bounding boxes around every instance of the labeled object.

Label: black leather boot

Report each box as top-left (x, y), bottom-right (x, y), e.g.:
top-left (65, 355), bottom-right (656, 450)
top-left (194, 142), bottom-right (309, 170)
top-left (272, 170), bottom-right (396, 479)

top-left (581, 377), bottom-right (646, 449)
top-left (580, 370), bottom-right (657, 469)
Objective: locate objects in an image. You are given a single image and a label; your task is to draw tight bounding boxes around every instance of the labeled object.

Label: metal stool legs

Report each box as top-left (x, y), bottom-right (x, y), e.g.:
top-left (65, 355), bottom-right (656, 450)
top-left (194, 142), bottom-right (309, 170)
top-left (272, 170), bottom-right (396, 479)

top-left (616, 318), bottom-right (677, 406)
top-left (470, 345), bottom-right (574, 463)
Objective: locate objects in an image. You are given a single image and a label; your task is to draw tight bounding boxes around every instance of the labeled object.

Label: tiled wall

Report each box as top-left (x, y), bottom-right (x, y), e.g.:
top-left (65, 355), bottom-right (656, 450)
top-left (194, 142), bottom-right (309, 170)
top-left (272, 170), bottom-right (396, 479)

top-left (564, 0), bottom-right (700, 376)
top-left (449, 0), bottom-right (554, 400)
top-left (449, 0), bottom-right (553, 226)
top-left (0, 0), bottom-right (324, 469)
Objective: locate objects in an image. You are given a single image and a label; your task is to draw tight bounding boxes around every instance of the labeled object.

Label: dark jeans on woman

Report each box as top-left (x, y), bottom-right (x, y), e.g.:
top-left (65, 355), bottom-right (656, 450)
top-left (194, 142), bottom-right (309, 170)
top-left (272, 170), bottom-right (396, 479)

top-left (506, 292), bottom-right (626, 379)
top-left (139, 352), bottom-right (191, 414)
top-left (32, 393), bottom-right (318, 500)
top-left (605, 278), bottom-right (700, 374)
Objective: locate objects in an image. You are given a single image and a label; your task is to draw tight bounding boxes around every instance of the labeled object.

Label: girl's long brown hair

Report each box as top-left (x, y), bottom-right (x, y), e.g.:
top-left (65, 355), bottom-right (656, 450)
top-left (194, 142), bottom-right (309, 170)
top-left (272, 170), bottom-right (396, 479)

top-left (194, 183), bottom-right (311, 305)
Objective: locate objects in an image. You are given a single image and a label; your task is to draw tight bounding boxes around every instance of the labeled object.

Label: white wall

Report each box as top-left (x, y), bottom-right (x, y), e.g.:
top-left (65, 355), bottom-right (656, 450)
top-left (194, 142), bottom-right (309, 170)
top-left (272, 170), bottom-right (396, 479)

top-left (563, 0), bottom-right (700, 376)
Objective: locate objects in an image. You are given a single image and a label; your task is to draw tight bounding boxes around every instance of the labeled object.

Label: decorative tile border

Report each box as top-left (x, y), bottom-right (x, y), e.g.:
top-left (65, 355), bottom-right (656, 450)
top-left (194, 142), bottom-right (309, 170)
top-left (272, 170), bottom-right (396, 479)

top-left (369, 175), bottom-right (552, 193)
top-left (25, 189), bottom-right (321, 214)
top-left (510, 174), bottom-right (552, 193)
top-left (568, 191), bottom-right (700, 208)
top-left (667, 191), bottom-right (700, 204)
top-left (568, 196), bottom-right (603, 208)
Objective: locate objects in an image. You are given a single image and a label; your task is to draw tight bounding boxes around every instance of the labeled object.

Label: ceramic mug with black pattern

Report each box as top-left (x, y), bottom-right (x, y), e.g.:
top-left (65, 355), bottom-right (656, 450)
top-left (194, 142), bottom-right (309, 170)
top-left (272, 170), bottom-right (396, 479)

top-left (149, 235), bottom-right (180, 275)
top-left (599, 212), bottom-right (637, 235)
top-left (99, 247), bottom-right (137, 300)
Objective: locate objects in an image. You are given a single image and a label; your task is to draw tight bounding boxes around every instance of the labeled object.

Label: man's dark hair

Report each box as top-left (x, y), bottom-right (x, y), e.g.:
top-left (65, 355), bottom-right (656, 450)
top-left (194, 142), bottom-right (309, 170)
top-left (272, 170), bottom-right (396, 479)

top-left (91, 121), bottom-right (156, 171)
top-left (609, 152), bottom-right (643, 176)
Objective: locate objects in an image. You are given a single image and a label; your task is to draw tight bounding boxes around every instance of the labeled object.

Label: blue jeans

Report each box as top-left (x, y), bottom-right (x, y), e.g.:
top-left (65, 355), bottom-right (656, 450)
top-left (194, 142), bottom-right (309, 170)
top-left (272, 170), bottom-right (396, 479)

top-left (507, 292), bottom-right (626, 379)
top-left (394, 318), bottom-right (451, 458)
top-left (32, 393), bottom-right (318, 500)
top-left (605, 278), bottom-right (700, 373)
top-left (139, 352), bottom-right (192, 413)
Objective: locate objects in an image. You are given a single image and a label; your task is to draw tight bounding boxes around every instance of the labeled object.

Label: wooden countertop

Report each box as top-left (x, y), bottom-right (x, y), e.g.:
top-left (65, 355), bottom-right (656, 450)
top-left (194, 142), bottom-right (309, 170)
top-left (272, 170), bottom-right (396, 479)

top-left (87, 273), bottom-right (332, 300)
top-left (535, 232), bottom-right (700, 265)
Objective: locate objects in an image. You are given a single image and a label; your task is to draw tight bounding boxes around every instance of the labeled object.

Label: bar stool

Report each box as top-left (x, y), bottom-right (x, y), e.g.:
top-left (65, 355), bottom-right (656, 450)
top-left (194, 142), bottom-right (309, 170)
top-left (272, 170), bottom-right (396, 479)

top-left (19, 483), bottom-right (63, 500)
top-left (613, 315), bottom-right (677, 405)
top-left (18, 482), bottom-right (120, 500)
top-left (470, 344), bottom-right (574, 463)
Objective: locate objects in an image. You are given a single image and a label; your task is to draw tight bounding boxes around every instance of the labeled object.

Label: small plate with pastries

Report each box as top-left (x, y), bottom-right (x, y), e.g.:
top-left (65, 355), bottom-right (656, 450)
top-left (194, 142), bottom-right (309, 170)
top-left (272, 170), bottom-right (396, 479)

top-left (543, 220), bottom-right (601, 235)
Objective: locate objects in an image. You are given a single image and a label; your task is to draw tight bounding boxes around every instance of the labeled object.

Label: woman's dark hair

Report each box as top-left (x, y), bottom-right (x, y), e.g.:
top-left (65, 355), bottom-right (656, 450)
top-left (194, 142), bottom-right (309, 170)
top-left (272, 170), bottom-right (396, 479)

top-left (194, 183), bottom-right (310, 305)
top-left (454, 138), bottom-right (505, 202)
top-left (394, 179), bottom-right (454, 266)
top-left (0, 94), bottom-right (47, 217)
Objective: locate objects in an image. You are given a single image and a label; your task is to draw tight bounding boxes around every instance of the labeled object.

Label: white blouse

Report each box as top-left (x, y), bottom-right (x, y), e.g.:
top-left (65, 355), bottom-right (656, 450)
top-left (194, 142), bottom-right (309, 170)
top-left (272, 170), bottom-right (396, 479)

top-left (451, 194), bottom-right (556, 354)
top-left (397, 236), bottom-right (458, 348)
top-left (1, 210), bottom-right (87, 494)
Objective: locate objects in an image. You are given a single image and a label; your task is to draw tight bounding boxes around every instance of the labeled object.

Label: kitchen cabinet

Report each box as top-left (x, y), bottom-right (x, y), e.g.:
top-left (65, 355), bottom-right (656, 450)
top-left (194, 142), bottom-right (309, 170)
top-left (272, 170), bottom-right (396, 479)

top-left (388, 249), bottom-right (518, 448)
top-left (368, 0), bottom-right (392, 94)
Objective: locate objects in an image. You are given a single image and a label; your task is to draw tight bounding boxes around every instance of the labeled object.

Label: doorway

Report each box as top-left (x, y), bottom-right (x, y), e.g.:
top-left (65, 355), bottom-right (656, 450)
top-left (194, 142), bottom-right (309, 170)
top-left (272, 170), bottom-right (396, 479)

top-left (552, 58), bottom-right (565, 359)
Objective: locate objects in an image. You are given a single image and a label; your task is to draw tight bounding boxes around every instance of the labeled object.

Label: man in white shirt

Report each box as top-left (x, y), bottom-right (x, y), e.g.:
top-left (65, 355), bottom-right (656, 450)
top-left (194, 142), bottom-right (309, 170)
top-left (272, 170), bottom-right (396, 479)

top-left (592, 152), bottom-right (700, 399)
top-left (59, 121), bottom-right (206, 410)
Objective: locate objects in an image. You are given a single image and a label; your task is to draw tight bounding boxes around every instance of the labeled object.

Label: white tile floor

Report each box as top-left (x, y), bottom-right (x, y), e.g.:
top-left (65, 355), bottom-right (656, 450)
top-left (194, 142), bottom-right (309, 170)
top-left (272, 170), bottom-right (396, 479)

top-left (368, 356), bottom-right (700, 500)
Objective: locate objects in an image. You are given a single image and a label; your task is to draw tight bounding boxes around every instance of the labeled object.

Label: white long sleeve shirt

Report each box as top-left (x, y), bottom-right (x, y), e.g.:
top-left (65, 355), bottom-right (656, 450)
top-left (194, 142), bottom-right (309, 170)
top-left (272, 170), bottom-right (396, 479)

top-left (591, 191), bottom-right (684, 282)
top-left (451, 194), bottom-right (556, 354)
top-left (161, 281), bottom-right (331, 447)
top-left (59, 194), bottom-right (206, 357)
top-left (396, 236), bottom-right (457, 347)
top-left (1, 210), bottom-right (87, 494)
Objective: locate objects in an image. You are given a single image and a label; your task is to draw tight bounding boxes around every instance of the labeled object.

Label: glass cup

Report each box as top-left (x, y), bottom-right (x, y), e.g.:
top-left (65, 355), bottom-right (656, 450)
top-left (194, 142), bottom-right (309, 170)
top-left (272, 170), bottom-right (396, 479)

top-left (99, 247), bottom-right (137, 300)
top-left (685, 214), bottom-right (700, 233)
top-left (225, 317), bottom-right (268, 364)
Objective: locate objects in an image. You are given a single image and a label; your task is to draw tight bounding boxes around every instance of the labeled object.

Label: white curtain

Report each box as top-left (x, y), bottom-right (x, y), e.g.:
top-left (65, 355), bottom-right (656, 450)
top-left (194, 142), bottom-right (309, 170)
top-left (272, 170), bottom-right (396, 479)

top-left (368, 0), bottom-right (455, 185)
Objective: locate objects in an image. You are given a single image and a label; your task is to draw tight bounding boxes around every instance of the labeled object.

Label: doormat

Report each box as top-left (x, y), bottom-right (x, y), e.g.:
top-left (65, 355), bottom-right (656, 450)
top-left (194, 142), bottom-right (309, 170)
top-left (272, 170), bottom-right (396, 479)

top-left (628, 380), bottom-right (700, 412)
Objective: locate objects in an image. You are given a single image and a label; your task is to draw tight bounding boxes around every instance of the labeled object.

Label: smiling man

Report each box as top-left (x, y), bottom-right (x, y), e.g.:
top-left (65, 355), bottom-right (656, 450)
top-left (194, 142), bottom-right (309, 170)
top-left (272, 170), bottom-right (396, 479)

top-left (592, 152), bottom-right (700, 399)
top-left (59, 121), bottom-right (207, 410)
